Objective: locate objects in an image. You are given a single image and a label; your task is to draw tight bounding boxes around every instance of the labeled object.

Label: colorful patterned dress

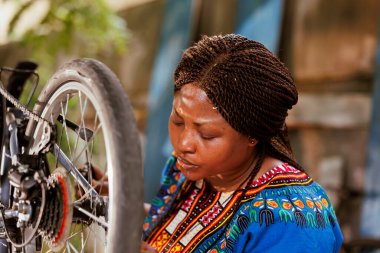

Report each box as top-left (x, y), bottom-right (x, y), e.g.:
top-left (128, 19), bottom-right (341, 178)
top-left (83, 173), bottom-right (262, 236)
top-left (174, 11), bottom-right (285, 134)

top-left (143, 154), bottom-right (343, 253)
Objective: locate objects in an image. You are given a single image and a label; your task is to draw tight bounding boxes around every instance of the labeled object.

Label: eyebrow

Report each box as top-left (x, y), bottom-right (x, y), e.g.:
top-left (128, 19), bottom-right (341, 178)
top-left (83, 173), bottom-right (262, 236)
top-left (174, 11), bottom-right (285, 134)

top-left (173, 107), bottom-right (214, 127)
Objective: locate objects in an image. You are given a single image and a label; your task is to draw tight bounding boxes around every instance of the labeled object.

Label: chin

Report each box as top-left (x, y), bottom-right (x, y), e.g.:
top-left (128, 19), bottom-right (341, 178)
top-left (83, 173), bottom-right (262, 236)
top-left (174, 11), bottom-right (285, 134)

top-left (181, 170), bottom-right (203, 181)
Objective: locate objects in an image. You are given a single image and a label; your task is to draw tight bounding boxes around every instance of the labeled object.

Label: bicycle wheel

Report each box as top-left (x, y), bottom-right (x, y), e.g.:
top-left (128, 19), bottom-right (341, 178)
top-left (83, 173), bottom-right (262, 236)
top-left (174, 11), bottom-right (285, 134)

top-left (25, 58), bottom-right (143, 252)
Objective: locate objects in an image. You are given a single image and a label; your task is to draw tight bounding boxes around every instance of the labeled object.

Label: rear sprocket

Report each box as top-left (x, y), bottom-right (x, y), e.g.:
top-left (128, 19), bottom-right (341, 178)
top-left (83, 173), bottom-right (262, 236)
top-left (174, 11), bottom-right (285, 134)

top-left (38, 167), bottom-right (72, 252)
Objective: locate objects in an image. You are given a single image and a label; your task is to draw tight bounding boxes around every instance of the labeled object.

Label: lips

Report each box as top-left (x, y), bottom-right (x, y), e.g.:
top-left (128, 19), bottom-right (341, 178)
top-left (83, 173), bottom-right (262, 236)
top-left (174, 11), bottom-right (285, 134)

top-left (177, 156), bottom-right (199, 171)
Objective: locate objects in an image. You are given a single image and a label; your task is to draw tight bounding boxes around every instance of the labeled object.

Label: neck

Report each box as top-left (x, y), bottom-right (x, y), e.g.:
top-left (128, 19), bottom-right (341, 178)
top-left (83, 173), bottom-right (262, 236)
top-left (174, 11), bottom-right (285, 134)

top-left (206, 154), bottom-right (259, 192)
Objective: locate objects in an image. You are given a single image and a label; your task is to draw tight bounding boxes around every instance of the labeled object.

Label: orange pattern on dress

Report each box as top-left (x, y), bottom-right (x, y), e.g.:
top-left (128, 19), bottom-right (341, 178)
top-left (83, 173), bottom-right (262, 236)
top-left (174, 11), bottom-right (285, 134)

top-left (306, 200), bottom-right (314, 209)
top-left (168, 243), bottom-right (184, 253)
top-left (151, 230), bottom-right (171, 252)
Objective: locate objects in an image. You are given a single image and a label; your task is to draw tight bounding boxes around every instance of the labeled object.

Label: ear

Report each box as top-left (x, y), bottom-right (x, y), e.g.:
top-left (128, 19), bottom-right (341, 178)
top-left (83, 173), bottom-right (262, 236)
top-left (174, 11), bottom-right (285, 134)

top-left (248, 137), bottom-right (258, 147)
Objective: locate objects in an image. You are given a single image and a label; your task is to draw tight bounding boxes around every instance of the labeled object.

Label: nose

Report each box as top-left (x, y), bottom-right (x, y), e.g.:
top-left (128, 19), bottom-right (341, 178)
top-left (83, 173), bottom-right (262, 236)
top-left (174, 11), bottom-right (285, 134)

top-left (177, 128), bottom-right (196, 154)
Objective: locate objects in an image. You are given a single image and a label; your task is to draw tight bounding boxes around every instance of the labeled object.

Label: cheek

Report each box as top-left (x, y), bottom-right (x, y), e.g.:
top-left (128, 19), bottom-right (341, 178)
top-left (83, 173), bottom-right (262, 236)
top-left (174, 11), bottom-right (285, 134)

top-left (201, 138), bottom-right (248, 166)
top-left (168, 123), bottom-right (180, 147)
top-left (200, 140), bottom-right (231, 162)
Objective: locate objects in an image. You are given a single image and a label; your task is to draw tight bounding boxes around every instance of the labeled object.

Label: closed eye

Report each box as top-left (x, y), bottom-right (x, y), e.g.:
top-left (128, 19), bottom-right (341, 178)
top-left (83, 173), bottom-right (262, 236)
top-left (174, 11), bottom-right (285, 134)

top-left (172, 120), bottom-right (184, 126)
top-left (200, 135), bottom-right (216, 140)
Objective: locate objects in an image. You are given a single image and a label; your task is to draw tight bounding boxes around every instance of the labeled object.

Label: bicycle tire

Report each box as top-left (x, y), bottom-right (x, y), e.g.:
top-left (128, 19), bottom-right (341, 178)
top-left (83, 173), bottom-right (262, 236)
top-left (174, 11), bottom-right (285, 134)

top-left (24, 58), bottom-right (143, 252)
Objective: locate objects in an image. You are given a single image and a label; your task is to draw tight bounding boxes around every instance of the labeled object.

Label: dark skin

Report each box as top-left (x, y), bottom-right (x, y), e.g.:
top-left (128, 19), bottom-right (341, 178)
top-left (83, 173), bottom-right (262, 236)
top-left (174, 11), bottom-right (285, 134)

top-left (141, 83), bottom-right (283, 252)
top-left (169, 83), bottom-right (258, 191)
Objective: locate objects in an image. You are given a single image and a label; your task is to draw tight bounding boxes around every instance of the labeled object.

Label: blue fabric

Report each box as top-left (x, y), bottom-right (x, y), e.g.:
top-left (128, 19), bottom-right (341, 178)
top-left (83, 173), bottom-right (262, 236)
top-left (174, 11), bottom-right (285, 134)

top-left (143, 155), bottom-right (343, 253)
top-left (205, 183), bottom-right (343, 253)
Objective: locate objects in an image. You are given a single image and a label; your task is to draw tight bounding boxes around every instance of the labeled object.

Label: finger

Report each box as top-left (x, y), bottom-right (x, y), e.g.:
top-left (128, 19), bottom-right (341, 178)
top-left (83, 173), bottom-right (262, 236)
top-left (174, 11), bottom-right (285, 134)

top-left (144, 203), bottom-right (151, 215)
top-left (92, 179), bottom-right (109, 195)
top-left (91, 164), bottom-right (108, 181)
top-left (140, 241), bottom-right (157, 253)
top-left (75, 183), bottom-right (85, 199)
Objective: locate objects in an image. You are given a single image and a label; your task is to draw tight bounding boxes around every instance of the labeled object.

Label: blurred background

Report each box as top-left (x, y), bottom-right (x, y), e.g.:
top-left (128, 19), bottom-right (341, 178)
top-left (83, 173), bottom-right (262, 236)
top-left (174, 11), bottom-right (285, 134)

top-left (1, 0), bottom-right (380, 252)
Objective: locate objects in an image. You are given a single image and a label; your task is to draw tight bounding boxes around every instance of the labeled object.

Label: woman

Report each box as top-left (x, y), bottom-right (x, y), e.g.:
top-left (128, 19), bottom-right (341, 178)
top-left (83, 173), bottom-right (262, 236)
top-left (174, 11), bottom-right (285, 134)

top-left (141, 34), bottom-right (343, 253)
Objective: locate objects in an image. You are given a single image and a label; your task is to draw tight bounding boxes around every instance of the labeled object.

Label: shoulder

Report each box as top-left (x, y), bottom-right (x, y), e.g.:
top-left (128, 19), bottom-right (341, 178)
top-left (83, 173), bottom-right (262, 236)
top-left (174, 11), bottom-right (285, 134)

top-left (240, 180), bottom-right (337, 230)
top-left (245, 163), bottom-right (312, 196)
top-left (244, 163), bottom-right (340, 233)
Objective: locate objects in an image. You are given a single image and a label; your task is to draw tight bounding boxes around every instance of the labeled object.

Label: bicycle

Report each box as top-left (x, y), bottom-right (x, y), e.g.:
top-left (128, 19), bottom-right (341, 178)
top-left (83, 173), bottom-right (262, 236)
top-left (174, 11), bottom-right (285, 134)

top-left (0, 58), bottom-right (143, 252)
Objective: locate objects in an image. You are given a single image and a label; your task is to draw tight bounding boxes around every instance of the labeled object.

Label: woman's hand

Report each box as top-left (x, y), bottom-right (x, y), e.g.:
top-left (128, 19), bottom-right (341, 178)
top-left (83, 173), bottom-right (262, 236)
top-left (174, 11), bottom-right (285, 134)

top-left (140, 241), bottom-right (157, 253)
top-left (89, 164), bottom-right (109, 195)
top-left (144, 203), bottom-right (151, 215)
top-left (76, 163), bottom-right (108, 198)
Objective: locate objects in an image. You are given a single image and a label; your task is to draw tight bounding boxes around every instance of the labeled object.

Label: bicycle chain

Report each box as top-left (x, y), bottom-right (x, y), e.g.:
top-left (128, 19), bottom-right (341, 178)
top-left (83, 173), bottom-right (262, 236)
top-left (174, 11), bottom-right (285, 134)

top-left (0, 80), bottom-right (54, 154)
top-left (0, 80), bottom-right (51, 126)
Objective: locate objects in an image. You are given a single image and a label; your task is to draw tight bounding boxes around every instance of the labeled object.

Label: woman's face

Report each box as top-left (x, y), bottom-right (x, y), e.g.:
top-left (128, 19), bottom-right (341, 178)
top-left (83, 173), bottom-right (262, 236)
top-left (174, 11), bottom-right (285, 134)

top-left (168, 83), bottom-right (255, 182)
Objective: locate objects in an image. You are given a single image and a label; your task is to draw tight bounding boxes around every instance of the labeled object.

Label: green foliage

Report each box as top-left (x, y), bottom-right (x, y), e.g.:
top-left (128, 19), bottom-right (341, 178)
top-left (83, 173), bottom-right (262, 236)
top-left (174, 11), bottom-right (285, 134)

top-left (6, 0), bottom-right (129, 107)
top-left (8, 0), bottom-right (128, 63)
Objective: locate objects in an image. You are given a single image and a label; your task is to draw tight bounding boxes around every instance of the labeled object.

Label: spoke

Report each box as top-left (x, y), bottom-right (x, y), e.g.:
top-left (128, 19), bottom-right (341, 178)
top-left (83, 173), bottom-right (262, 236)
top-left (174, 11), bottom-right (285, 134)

top-left (66, 226), bottom-right (82, 241)
top-left (85, 223), bottom-right (107, 247)
top-left (89, 113), bottom-right (99, 164)
top-left (61, 97), bottom-right (73, 159)
top-left (73, 205), bottom-right (109, 229)
top-left (71, 96), bottom-right (81, 161)
top-left (66, 243), bottom-right (71, 253)
top-left (41, 240), bottom-right (46, 252)
top-left (77, 180), bottom-right (109, 205)
top-left (67, 241), bottom-right (79, 253)
top-left (81, 225), bottom-right (92, 252)
top-left (65, 112), bottom-right (86, 199)
top-left (78, 92), bottom-right (91, 165)
top-left (71, 130), bottom-right (81, 165)
top-left (81, 229), bottom-right (85, 251)
top-left (87, 114), bottom-right (98, 203)
top-left (72, 169), bottom-right (109, 203)
top-left (96, 166), bottom-right (108, 196)
top-left (72, 122), bottom-right (102, 164)
top-left (78, 91), bottom-right (89, 141)
top-left (65, 223), bottom-right (84, 251)
top-left (67, 221), bottom-right (106, 252)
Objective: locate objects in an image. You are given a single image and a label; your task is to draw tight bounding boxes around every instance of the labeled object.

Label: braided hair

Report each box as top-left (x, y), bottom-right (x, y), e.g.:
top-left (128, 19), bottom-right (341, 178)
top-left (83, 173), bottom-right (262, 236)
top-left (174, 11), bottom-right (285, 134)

top-left (174, 34), bottom-right (303, 171)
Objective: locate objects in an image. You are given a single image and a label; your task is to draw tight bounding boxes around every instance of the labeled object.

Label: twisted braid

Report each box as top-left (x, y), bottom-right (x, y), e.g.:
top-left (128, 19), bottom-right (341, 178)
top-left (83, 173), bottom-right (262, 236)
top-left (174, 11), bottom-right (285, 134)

top-left (174, 34), bottom-right (303, 171)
